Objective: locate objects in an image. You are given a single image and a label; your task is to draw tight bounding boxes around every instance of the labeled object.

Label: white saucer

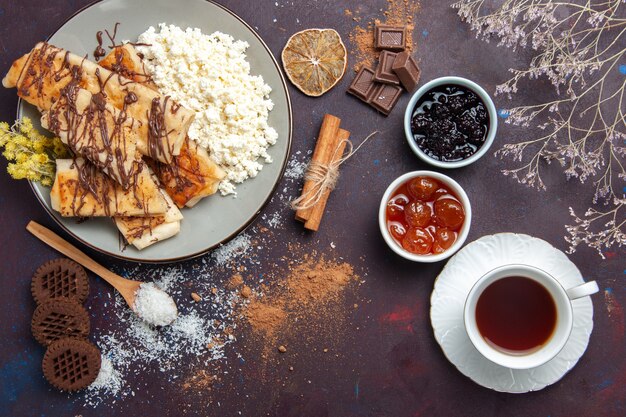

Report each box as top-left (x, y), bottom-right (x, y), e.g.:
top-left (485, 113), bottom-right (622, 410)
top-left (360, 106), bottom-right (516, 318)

top-left (430, 233), bottom-right (594, 393)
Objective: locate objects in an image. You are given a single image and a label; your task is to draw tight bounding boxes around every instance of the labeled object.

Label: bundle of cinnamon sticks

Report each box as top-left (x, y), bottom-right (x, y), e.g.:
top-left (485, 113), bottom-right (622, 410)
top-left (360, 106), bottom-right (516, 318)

top-left (294, 114), bottom-right (350, 231)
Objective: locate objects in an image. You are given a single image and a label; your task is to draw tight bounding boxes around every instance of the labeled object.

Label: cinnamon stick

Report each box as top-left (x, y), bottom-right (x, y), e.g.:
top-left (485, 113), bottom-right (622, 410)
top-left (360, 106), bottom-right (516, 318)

top-left (304, 128), bottom-right (350, 231)
top-left (295, 114), bottom-right (341, 222)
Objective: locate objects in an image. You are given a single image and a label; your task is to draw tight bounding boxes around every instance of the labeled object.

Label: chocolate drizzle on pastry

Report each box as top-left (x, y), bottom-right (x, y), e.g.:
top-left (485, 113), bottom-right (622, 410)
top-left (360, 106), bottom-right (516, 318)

top-left (106, 46), bottom-right (155, 86)
top-left (45, 76), bottom-right (143, 192)
top-left (94, 31), bottom-right (106, 61)
top-left (147, 96), bottom-right (175, 161)
top-left (7, 41), bottom-right (191, 164)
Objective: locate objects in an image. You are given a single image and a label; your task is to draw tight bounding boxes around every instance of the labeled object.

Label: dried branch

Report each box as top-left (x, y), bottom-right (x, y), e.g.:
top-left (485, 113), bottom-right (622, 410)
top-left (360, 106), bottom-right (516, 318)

top-left (453, 0), bottom-right (626, 256)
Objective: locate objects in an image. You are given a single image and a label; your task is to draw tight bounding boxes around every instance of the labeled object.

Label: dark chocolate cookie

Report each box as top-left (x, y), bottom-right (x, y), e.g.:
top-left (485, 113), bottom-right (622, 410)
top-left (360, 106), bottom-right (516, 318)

top-left (31, 258), bottom-right (89, 305)
top-left (42, 338), bottom-right (101, 391)
top-left (31, 299), bottom-right (90, 346)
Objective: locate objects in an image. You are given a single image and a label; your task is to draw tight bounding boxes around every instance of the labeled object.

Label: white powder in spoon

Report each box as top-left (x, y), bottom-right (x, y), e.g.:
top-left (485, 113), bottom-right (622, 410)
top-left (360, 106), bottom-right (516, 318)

top-left (134, 282), bottom-right (178, 326)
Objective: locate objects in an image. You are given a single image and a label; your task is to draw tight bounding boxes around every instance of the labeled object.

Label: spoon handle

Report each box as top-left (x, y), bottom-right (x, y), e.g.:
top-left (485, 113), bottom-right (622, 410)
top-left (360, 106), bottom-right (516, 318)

top-left (26, 220), bottom-right (128, 287)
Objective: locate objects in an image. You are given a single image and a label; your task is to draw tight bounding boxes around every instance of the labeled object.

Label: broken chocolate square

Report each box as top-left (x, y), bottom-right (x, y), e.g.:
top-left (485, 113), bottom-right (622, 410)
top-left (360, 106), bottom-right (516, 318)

top-left (369, 83), bottom-right (403, 116)
top-left (374, 50), bottom-right (401, 85)
top-left (374, 25), bottom-right (406, 51)
top-left (391, 51), bottom-right (421, 92)
top-left (347, 66), bottom-right (378, 103)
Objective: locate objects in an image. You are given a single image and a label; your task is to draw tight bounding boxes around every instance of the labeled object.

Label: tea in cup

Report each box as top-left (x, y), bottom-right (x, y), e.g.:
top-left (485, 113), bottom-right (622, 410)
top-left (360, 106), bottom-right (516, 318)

top-left (464, 264), bottom-right (598, 369)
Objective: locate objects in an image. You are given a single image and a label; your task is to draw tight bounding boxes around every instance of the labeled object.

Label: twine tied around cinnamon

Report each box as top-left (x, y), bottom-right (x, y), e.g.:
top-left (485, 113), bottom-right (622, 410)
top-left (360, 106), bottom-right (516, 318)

top-left (290, 131), bottom-right (379, 211)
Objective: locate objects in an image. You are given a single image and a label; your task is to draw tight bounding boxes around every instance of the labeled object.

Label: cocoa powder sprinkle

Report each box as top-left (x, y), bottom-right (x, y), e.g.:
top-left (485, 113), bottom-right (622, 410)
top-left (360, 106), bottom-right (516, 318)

top-left (246, 300), bottom-right (287, 336)
top-left (228, 274), bottom-right (244, 289)
top-left (244, 258), bottom-right (358, 338)
top-left (240, 286), bottom-right (252, 298)
top-left (347, 0), bottom-right (420, 72)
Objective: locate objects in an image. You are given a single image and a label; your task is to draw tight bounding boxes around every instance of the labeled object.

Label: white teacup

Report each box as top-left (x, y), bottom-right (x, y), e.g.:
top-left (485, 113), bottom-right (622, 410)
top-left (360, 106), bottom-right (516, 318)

top-left (464, 264), bottom-right (599, 369)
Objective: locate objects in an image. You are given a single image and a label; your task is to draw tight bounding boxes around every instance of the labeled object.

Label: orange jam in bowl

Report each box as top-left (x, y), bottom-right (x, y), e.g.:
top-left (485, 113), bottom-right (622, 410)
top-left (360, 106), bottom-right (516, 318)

top-left (379, 171), bottom-right (471, 262)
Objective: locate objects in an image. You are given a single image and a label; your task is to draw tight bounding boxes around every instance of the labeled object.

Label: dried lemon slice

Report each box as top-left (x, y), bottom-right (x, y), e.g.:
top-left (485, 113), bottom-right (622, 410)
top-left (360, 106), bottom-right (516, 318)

top-left (282, 28), bottom-right (347, 97)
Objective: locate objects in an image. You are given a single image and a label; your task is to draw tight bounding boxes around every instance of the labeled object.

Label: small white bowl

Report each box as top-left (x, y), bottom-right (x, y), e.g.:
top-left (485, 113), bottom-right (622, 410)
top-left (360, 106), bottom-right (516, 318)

top-left (379, 171), bottom-right (472, 263)
top-left (403, 76), bottom-right (497, 169)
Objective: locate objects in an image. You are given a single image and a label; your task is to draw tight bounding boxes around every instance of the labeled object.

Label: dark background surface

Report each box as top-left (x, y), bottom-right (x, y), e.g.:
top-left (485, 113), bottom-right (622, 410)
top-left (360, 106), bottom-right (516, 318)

top-left (0, 0), bottom-right (624, 416)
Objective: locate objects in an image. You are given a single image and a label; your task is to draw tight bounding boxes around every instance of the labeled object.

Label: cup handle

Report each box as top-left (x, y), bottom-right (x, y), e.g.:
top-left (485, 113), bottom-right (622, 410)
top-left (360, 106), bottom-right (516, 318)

top-left (566, 281), bottom-right (599, 300)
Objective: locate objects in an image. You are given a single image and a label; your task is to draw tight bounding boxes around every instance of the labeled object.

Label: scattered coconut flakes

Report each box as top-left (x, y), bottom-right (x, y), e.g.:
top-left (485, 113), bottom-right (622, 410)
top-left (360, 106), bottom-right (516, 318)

top-left (168, 312), bottom-right (217, 354)
top-left (274, 150), bottom-right (310, 204)
top-left (284, 156), bottom-right (307, 180)
top-left (80, 266), bottom-right (244, 407)
top-left (85, 356), bottom-right (122, 402)
top-left (211, 233), bottom-right (252, 266)
top-left (263, 211), bottom-right (283, 229)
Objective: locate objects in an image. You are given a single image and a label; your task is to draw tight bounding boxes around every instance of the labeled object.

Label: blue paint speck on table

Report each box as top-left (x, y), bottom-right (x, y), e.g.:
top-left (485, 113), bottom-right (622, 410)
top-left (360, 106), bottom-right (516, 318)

top-left (0, 352), bottom-right (37, 407)
top-left (422, 29), bottom-right (429, 38)
top-left (597, 379), bottom-right (613, 390)
top-left (373, 159), bottom-right (380, 166)
top-left (498, 109), bottom-right (509, 119)
top-left (619, 64), bottom-right (626, 75)
top-left (354, 380), bottom-right (359, 399)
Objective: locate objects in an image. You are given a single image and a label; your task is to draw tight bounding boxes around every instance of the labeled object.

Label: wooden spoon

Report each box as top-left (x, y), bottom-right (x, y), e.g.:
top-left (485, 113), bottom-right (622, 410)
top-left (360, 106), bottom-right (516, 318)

top-left (26, 221), bottom-right (169, 316)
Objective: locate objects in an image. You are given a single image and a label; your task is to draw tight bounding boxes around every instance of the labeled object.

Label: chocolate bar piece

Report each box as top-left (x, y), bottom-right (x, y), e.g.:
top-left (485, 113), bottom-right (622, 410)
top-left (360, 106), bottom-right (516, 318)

top-left (374, 51), bottom-right (400, 85)
top-left (375, 25), bottom-right (406, 51)
top-left (369, 83), bottom-right (403, 116)
top-left (392, 51), bottom-right (421, 92)
top-left (347, 66), bottom-right (378, 103)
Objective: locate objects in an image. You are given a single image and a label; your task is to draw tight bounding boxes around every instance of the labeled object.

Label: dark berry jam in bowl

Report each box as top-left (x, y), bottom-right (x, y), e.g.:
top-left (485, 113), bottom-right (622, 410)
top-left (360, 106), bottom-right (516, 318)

top-left (403, 77), bottom-right (497, 168)
top-left (379, 171), bottom-right (472, 263)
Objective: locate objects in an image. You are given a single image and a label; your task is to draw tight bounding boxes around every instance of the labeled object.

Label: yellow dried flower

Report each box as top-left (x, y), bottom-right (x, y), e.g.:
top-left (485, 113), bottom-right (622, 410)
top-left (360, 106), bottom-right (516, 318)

top-left (0, 117), bottom-right (68, 186)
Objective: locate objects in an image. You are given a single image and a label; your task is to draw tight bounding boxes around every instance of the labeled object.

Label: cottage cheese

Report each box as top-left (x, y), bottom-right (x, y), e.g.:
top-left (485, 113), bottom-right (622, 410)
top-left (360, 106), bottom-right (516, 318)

top-left (136, 24), bottom-right (278, 195)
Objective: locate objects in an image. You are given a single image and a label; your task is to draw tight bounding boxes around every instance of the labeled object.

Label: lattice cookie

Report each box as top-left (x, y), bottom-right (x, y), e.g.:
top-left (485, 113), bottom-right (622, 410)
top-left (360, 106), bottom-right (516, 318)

top-left (42, 338), bottom-right (101, 391)
top-left (31, 299), bottom-right (90, 346)
top-left (31, 258), bottom-right (89, 304)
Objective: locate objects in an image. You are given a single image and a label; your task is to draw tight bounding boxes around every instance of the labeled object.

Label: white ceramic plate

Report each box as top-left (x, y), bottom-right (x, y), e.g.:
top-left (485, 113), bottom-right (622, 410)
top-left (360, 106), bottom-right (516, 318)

top-left (17, 0), bottom-right (292, 263)
top-left (430, 233), bottom-right (594, 393)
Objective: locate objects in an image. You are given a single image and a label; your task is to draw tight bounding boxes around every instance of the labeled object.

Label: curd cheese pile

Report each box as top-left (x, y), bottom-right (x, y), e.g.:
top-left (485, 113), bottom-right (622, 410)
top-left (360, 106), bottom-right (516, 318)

top-left (137, 24), bottom-right (278, 195)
